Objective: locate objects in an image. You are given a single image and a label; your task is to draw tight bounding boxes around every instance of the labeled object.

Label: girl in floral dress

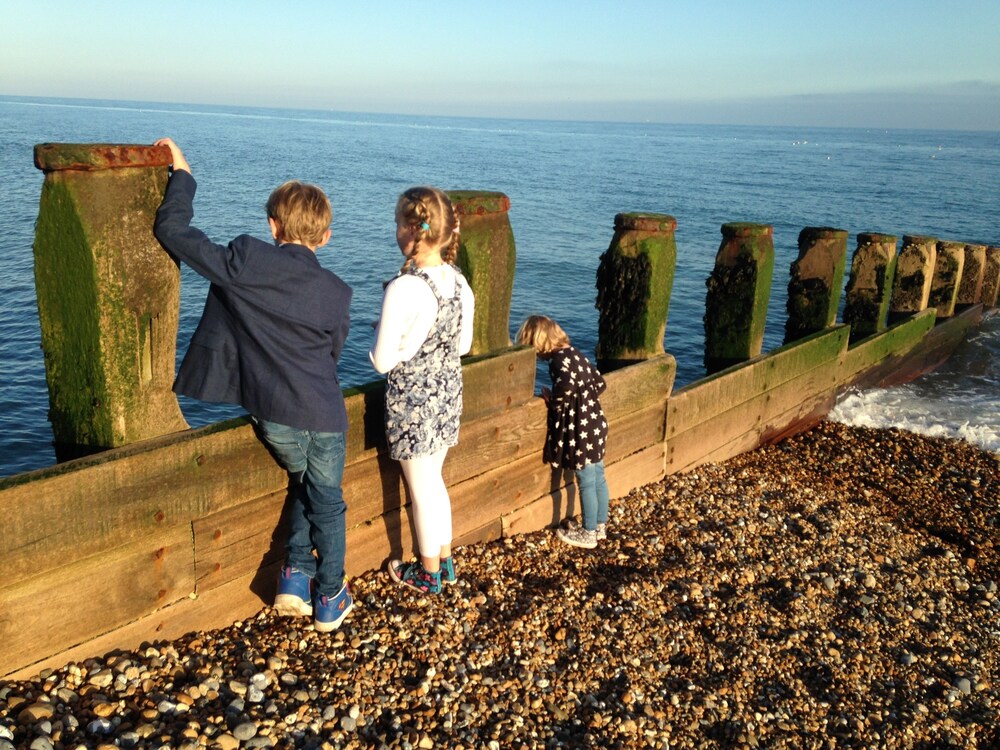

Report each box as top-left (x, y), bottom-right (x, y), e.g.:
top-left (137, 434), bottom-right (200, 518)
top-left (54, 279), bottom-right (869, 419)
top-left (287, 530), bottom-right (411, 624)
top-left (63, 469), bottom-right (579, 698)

top-left (370, 187), bottom-right (475, 593)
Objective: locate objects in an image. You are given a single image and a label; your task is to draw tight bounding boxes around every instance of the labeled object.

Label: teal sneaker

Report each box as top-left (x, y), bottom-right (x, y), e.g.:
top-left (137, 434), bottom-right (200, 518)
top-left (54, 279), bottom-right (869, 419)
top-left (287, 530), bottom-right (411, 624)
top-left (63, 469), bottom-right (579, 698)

top-left (274, 565), bottom-right (313, 617)
top-left (314, 583), bottom-right (354, 633)
top-left (440, 556), bottom-right (457, 586)
top-left (388, 559), bottom-right (442, 594)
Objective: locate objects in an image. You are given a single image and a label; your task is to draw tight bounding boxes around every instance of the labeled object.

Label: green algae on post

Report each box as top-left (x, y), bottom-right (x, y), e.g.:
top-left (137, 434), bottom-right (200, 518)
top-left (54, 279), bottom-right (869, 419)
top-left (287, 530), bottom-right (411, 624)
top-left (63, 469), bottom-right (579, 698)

top-left (595, 212), bottom-right (677, 372)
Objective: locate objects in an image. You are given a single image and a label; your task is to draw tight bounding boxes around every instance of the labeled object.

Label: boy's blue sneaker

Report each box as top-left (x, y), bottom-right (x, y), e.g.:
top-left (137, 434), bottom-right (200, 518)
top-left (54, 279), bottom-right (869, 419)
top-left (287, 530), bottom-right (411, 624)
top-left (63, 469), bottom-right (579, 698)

top-left (274, 565), bottom-right (313, 617)
top-left (440, 556), bottom-right (457, 586)
top-left (314, 583), bottom-right (354, 633)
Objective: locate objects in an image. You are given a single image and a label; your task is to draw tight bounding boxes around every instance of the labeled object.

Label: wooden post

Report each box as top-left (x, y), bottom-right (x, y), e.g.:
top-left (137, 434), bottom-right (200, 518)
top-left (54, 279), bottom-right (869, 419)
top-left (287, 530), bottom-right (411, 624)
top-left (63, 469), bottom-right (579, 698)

top-left (33, 143), bottom-right (188, 460)
top-left (889, 235), bottom-right (937, 324)
top-left (982, 246), bottom-right (1000, 308)
top-left (842, 232), bottom-right (898, 341)
top-left (448, 191), bottom-right (516, 355)
top-left (704, 223), bottom-right (774, 373)
top-left (595, 213), bottom-right (677, 372)
top-left (956, 243), bottom-right (987, 305)
top-left (929, 240), bottom-right (966, 318)
top-left (784, 227), bottom-right (848, 344)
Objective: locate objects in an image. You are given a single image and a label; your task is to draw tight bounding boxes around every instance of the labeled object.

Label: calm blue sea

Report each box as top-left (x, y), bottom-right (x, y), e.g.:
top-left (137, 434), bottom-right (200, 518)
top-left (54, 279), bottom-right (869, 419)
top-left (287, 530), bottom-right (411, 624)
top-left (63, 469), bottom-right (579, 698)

top-left (1, 96), bottom-right (998, 476)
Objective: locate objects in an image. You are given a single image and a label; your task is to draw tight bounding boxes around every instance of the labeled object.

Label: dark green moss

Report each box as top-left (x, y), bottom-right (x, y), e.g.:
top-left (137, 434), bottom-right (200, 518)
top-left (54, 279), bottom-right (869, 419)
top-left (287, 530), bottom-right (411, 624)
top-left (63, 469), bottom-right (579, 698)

top-left (595, 250), bottom-right (653, 353)
top-left (784, 276), bottom-right (830, 342)
top-left (33, 178), bottom-right (113, 447)
top-left (704, 253), bottom-right (759, 364)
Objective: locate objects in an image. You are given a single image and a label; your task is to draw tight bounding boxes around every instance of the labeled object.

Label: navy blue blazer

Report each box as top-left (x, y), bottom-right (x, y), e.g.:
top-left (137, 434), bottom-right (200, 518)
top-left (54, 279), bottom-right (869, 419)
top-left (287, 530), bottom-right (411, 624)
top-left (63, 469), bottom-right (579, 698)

top-left (154, 169), bottom-right (351, 433)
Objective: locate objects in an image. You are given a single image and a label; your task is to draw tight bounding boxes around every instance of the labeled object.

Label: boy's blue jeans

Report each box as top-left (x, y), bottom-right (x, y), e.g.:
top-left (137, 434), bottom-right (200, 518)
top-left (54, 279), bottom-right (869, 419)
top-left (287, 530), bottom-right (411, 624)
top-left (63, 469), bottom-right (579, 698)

top-left (256, 419), bottom-right (347, 598)
top-left (575, 459), bottom-right (610, 531)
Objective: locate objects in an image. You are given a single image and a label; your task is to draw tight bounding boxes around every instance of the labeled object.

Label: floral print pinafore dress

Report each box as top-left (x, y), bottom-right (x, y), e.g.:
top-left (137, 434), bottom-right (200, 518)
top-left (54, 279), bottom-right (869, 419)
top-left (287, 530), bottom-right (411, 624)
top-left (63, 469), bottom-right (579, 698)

top-left (384, 266), bottom-right (465, 461)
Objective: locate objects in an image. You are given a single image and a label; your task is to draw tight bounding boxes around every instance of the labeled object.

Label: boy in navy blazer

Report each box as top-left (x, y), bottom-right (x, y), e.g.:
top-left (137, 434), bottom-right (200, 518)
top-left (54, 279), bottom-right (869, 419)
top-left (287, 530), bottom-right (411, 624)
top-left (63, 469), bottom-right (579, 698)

top-left (153, 138), bottom-right (354, 632)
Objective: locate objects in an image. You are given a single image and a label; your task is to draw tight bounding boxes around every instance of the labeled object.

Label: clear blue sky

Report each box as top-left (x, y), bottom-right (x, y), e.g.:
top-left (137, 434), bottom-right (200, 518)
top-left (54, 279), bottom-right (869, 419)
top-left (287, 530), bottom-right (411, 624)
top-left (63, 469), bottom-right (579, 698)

top-left (2, 0), bottom-right (998, 129)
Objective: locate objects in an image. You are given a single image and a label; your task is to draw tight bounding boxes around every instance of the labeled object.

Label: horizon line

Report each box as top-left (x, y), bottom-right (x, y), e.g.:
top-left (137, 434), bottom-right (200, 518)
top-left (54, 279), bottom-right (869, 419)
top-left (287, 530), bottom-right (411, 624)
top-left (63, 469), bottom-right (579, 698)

top-left (2, 93), bottom-right (997, 135)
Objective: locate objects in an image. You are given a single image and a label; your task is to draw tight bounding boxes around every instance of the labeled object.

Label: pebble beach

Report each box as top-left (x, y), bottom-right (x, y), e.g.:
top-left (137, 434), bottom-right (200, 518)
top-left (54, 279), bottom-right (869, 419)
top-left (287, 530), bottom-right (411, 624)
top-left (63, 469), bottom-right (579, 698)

top-left (2, 420), bottom-right (997, 750)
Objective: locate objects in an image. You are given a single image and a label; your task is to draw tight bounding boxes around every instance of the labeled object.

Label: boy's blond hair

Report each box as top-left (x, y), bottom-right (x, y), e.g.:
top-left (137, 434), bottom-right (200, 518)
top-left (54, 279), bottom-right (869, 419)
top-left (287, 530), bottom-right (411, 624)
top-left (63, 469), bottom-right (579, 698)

top-left (516, 315), bottom-right (570, 355)
top-left (266, 181), bottom-right (332, 248)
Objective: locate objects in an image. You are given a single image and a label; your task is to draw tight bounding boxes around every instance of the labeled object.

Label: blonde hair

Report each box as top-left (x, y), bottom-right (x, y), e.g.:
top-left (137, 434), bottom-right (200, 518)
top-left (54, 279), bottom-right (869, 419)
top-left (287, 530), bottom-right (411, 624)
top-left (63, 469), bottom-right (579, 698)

top-left (516, 315), bottom-right (570, 354)
top-left (266, 181), bottom-right (332, 247)
top-left (397, 186), bottom-right (460, 270)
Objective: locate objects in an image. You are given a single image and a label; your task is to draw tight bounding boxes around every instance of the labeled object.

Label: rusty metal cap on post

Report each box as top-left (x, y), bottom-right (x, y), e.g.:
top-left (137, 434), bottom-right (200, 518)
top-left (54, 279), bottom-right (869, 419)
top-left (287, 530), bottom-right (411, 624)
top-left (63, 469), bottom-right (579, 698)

top-left (937, 240), bottom-right (967, 252)
top-left (613, 213), bottom-right (677, 233)
top-left (857, 232), bottom-right (898, 245)
top-left (447, 191), bottom-right (511, 217)
top-left (34, 143), bottom-right (173, 173)
top-left (901, 234), bottom-right (938, 247)
top-left (798, 227), bottom-right (847, 242)
top-left (721, 222), bottom-right (773, 238)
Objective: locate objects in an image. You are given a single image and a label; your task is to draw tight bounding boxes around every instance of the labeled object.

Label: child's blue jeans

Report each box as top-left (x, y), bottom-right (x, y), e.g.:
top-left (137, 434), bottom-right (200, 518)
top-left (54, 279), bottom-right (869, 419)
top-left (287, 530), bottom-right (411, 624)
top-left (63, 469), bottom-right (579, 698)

top-left (575, 459), bottom-right (610, 531)
top-left (256, 419), bottom-right (347, 598)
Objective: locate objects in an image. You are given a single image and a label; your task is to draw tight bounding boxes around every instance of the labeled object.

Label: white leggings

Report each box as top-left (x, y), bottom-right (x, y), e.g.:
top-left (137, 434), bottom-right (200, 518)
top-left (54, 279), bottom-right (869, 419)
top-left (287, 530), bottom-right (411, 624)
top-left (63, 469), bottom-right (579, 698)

top-left (399, 447), bottom-right (452, 558)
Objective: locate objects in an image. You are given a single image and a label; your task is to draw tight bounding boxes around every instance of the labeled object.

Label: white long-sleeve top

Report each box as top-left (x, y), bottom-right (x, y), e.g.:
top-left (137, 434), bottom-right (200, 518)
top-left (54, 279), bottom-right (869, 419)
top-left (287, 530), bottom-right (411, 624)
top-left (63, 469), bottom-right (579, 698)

top-left (369, 264), bottom-right (475, 374)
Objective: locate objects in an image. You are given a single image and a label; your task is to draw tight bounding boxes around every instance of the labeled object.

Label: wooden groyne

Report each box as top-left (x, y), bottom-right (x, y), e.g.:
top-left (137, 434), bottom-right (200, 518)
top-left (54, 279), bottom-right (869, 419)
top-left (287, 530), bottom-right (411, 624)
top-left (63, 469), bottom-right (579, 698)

top-left (2, 144), bottom-right (998, 680)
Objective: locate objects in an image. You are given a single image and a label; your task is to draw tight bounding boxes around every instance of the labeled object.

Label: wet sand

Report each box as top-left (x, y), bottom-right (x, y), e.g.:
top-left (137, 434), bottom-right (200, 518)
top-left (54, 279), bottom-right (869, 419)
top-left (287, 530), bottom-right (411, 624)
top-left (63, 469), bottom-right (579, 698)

top-left (2, 421), bottom-right (997, 749)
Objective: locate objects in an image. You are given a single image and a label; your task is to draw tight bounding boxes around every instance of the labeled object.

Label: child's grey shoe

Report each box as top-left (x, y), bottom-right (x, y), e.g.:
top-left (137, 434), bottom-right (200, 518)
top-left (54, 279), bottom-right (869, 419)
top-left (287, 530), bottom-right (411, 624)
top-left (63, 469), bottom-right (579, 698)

top-left (557, 524), bottom-right (598, 549)
top-left (565, 518), bottom-right (607, 541)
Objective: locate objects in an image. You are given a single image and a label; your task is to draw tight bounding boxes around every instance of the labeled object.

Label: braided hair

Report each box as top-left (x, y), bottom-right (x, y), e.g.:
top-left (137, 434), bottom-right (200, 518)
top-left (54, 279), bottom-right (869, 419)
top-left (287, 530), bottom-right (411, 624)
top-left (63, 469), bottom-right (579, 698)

top-left (396, 186), bottom-right (460, 272)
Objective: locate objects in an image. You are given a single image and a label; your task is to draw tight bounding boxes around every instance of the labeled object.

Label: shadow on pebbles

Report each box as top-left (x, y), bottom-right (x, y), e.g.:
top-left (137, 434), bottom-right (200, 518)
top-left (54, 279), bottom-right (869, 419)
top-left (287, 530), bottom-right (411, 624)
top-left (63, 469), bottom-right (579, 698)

top-left (2, 421), bottom-right (998, 749)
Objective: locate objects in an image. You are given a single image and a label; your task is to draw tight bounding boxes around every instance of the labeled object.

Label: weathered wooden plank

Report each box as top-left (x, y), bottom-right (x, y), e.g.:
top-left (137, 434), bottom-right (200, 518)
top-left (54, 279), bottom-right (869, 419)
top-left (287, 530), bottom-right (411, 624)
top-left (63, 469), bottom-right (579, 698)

top-left (874, 305), bottom-right (982, 388)
top-left (193, 491), bottom-right (287, 592)
top-left (840, 310), bottom-right (936, 389)
top-left (501, 443), bottom-right (666, 537)
top-left (0, 420), bottom-right (285, 578)
top-left (502, 489), bottom-right (577, 539)
top-left (4, 563), bottom-right (275, 681)
top-left (443, 398), bottom-right (548, 486)
top-left (668, 428), bottom-right (762, 475)
top-left (0, 524), bottom-right (194, 677)
top-left (453, 517), bottom-right (504, 550)
top-left (601, 354), bottom-right (676, 420)
top-left (666, 365), bottom-right (840, 474)
top-left (345, 505), bottom-right (416, 576)
top-left (342, 452), bottom-right (407, 529)
top-left (460, 346), bottom-right (538, 422)
top-left (668, 327), bottom-right (848, 435)
top-left (451, 456), bottom-right (573, 539)
top-left (607, 401), bottom-right (668, 462)
top-left (758, 389), bottom-right (839, 445)
top-left (606, 443), bottom-right (667, 498)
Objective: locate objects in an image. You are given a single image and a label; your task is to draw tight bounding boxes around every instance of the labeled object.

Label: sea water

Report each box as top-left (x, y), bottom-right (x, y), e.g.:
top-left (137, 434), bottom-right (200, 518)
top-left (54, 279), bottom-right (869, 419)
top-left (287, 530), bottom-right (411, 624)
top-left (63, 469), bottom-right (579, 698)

top-left (829, 313), bottom-right (1000, 454)
top-left (1, 97), bottom-right (997, 476)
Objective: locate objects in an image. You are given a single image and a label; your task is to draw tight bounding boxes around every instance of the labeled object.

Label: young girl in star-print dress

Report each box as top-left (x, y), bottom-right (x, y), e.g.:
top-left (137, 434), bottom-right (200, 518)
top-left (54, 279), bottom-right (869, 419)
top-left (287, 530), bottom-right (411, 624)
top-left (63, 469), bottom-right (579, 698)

top-left (517, 315), bottom-right (610, 549)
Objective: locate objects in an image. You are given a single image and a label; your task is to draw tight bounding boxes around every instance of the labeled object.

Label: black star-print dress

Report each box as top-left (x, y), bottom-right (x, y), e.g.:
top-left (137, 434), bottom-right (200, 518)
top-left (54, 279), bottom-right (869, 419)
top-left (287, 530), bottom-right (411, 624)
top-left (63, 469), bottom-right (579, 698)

top-left (544, 345), bottom-right (608, 470)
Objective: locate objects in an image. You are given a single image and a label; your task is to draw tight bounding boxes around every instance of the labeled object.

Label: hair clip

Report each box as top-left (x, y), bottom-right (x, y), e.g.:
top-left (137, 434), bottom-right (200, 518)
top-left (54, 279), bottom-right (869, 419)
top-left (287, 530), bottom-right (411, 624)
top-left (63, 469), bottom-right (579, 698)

top-left (420, 222), bottom-right (430, 231)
